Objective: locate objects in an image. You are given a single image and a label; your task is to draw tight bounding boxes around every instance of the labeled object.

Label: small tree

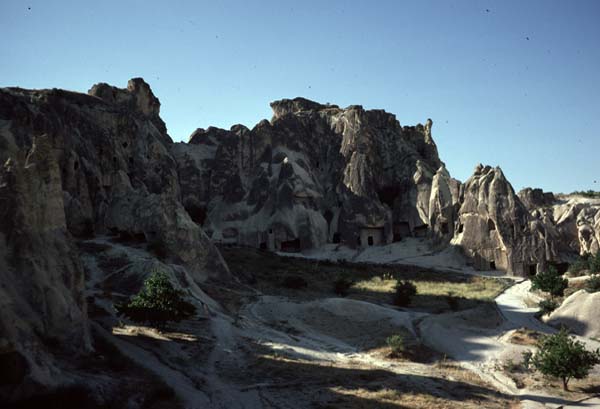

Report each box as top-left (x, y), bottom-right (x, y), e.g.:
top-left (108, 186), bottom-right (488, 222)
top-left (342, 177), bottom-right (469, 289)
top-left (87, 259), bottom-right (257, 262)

top-left (118, 271), bottom-right (196, 327)
top-left (530, 265), bottom-right (567, 298)
top-left (394, 280), bottom-right (417, 307)
top-left (530, 328), bottom-right (600, 390)
top-left (538, 299), bottom-right (559, 316)
top-left (585, 275), bottom-right (600, 293)
top-left (333, 275), bottom-right (354, 297)
top-left (568, 253), bottom-right (591, 276)
top-left (386, 334), bottom-right (405, 358)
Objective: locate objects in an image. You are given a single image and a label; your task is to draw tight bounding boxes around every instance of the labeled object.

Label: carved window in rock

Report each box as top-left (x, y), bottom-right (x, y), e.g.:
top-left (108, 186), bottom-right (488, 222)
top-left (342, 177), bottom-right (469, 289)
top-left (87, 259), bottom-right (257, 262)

top-left (368, 236), bottom-right (374, 246)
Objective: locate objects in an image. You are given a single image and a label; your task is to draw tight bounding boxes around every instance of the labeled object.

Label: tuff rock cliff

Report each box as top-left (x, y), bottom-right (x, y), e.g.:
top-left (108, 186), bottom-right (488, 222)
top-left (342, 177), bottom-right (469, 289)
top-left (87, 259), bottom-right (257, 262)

top-left (171, 98), bottom-right (458, 252)
top-left (518, 188), bottom-right (600, 258)
top-left (0, 79), bottom-right (228, 402)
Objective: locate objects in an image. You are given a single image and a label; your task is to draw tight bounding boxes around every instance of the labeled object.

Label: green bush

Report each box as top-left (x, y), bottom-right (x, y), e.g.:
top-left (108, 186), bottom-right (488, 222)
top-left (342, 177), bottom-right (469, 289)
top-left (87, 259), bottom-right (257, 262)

top-left (393, 280), bottom-right (417, 307)
top-left (530, 265), bottom-right (567, 298)
top-left (538, 299), bottom-right (559, 315)
top-left (568, 254), bottom-right (591, 276)
top-left (386, 334), bottom-right (405, 357)
top-left (117, 271), bottom-right (196, 327)
top-left (585, 275), bottom-right (600, 293)
top-left (590, 252), bottom-right (600, 274)
top-left (531, 328), bottom-right (600, 390)
top-left (333, 275), bottom-right (354, 297)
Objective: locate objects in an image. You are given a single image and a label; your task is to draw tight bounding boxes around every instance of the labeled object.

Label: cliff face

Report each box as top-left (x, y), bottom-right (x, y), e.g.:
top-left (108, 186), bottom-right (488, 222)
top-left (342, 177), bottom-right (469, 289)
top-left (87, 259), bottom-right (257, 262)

top-left (518, 189), bottom-right (600, 258)
top-left (0, 135), bottom-right (90, 395)
top-left (452, 165), bottom-right (556, 275)
top-left (0, 79), bottom-right (228, 399)
top-left (172, 98), bottom-right (453, 251)
top-left (0, 79), bottom-right (227, 280)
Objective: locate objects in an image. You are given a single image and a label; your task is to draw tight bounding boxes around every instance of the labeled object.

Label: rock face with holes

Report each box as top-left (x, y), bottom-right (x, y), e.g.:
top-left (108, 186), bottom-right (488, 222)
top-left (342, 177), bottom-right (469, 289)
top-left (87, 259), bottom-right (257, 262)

top-left (172, 98), bottom-right (453, 251)
top-left (451, 165), bottom-right (557, 275)
top-left (519, 190), bottom-right (600, 258)
top-left (0, 79), bottom-right (227, 280)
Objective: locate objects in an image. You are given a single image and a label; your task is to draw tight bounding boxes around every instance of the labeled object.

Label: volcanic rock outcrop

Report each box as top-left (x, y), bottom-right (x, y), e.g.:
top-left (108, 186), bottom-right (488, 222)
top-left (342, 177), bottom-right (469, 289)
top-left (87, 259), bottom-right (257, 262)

top-left (0, 134), bottom-right (90, 397)
top-left (0, 79), bottom-right (228, 400)
top-left (519, 189), bottom-right (600, 258)
top-left (172, 99), bottom-right (458, 252)
top-left (451, 165), bottom-right (557, 275)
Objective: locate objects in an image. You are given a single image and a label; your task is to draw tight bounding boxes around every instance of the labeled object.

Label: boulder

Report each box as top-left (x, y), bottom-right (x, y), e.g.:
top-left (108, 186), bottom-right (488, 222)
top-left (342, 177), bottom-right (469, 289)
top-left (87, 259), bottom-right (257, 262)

top-left (546, 289), bottom-right (600, 339)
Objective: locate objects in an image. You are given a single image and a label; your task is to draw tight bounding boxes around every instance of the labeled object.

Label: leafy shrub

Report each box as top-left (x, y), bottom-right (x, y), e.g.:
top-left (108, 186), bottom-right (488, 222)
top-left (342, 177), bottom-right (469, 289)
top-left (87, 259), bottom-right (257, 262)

top-left (281, 275), bottom-right (308, 289)
top-left (538, 299), bottom-right (559, 315)
top-left (590, 252), bottom-right (600, 274)
top-left (530, 265), bottom-right (567, 298)
top-left (446, 291), bottom-right (460, 311)
top-left (117, 272), bottom-right (196, 327)
top-left (568, 254), bottom-right (591, 276)
top-left (386, 334), bottom-right (405, 357)
top-left (531, 328), bottom-right (600, 390)
top-left (570, 190), bottom-right (600, 198)
top-left (585, 275), bottom-right (600, 293)
top-left (393, 280), bottom-right (417, 307)
top-left (333, 275), bottom-right (354, 297)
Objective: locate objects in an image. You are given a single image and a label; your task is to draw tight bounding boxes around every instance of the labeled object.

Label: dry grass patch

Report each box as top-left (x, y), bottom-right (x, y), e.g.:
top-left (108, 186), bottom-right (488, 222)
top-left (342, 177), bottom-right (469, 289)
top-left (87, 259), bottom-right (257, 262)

top-left (508, 328), bottom-right (543, 346)
top-left (237, 342), bottom-right (515, 409)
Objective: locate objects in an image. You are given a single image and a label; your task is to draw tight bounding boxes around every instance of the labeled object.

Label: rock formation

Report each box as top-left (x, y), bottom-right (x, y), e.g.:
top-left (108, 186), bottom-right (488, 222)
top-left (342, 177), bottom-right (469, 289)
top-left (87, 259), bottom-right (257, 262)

top-left (0, 77), bottom-right (595, 402)
top-left (451, 165), bottom-right (556, 275)
top-left (0, 79), bottom-right (228, 402)
top-left (172, 99), bottom-right (452, 252)
top-left (0, 135), bottom-right (90, 398)
top-left (519, 189), bottom-right (600, 258)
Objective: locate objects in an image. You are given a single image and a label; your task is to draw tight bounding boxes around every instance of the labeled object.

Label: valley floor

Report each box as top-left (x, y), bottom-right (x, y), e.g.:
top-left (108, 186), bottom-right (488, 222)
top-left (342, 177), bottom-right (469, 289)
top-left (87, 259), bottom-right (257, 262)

top-left (74, 238), bottom-right (600, 409)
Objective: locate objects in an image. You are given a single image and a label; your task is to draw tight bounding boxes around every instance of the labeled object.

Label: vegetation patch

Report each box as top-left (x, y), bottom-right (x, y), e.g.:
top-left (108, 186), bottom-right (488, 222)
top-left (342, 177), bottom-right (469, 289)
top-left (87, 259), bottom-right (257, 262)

top-left (117, 271), bottom-right (196, 327)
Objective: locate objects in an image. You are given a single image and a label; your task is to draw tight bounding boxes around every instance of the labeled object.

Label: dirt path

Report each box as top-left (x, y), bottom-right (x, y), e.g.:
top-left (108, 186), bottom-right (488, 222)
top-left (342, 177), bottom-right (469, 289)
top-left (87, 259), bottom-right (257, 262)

top-left (420, 279), bottom-right (600, 408)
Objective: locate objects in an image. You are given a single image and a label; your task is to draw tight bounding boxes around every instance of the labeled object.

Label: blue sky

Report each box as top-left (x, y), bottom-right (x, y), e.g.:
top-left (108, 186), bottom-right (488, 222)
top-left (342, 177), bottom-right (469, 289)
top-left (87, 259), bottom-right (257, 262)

top-left (1, 0), bottom-right (599, 193)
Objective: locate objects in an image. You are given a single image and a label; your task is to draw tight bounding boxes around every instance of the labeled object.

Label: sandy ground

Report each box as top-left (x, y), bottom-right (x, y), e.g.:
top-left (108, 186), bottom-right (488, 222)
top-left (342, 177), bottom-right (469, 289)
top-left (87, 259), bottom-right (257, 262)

top-left (80, 237), bottom-right (600, 409)
top-left (278, 238), bottom-right (514, 278)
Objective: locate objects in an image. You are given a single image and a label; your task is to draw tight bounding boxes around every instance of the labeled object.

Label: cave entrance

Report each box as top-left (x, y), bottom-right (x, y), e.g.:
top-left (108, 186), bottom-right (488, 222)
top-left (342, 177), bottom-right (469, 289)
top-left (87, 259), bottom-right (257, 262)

top-left (441, 222), bottom-right (449, 235)
top-left (414, 224), bottom-right (429, 238)
top-left (377, 186), bottom-right (401, 208)
top-left (488, 219), bottom-right (496, 232)
top-left (528, 264), bottom-right (537, 276)
top-left (490, 261), bottom-right (496, 270)
top-left (280, 238), bottom-right (301, 253)
top-left (368, 236), bottom-right (374, 246)
top-left (185, 204), bottom-right (207, 226)
top-left (332, 233), bottom-right (341, 244)
top-left (550, 262), bottom-right (569, 274)
top-left (393, 222), bottom-right (411, 242)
